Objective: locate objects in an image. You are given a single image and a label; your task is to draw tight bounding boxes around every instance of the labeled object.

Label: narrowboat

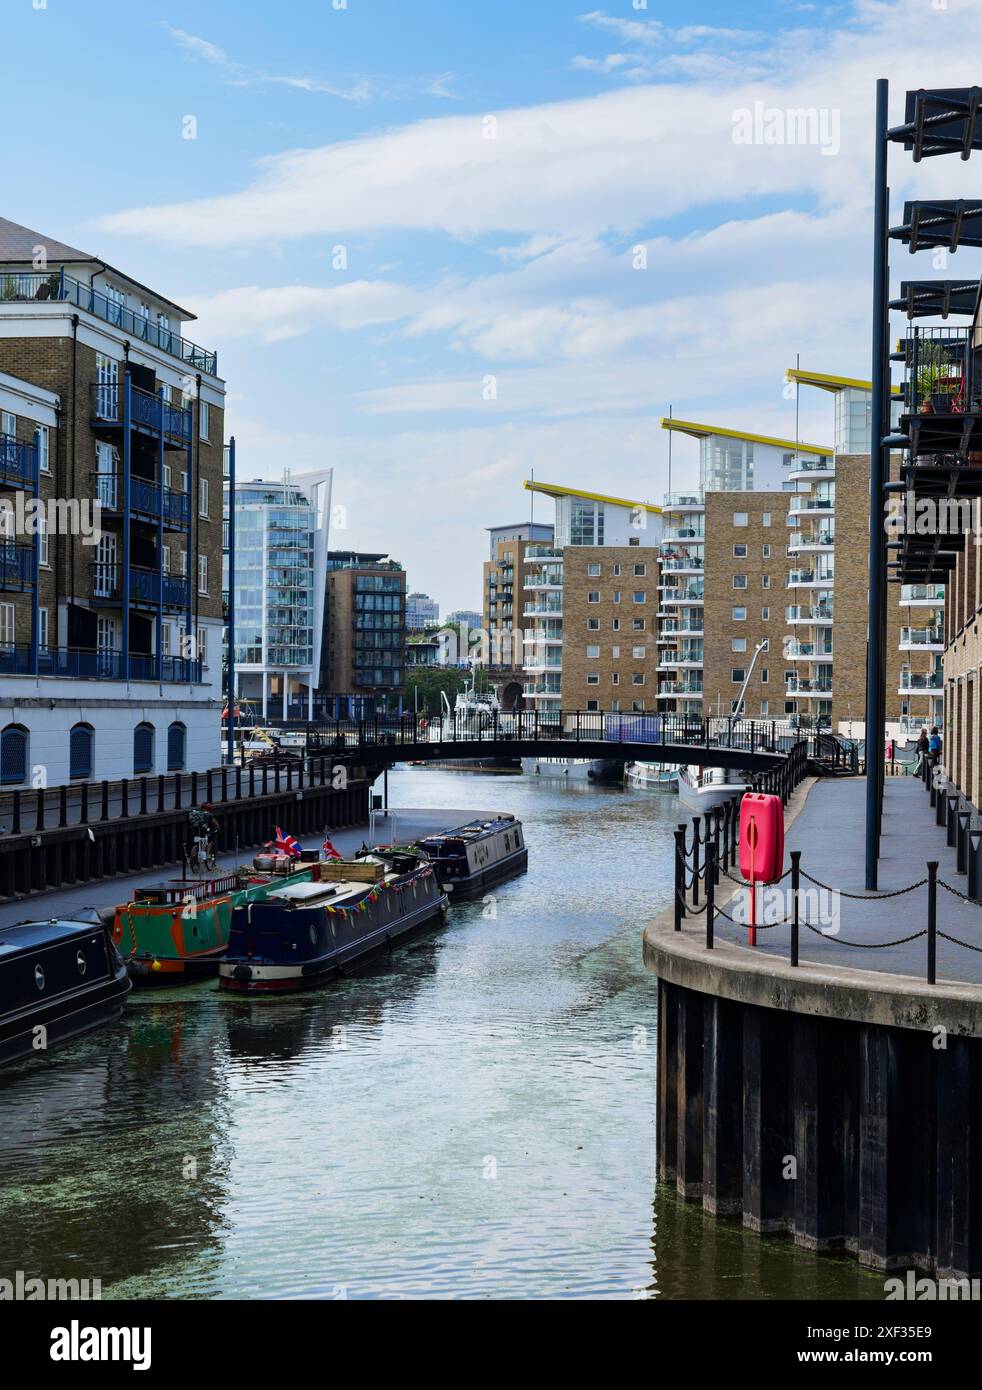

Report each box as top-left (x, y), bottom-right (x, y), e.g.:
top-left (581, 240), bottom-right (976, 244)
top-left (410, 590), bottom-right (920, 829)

top-left (676, 764), bottom-right (748, 812)
top-left (520, 756), bottom-right (623, 782)
top-left (0, 918), bottom-right (130, 1067)
top-left (417, 814), bottom-right (528, 898)
top-left (109, 859), bottom-right (317, 986)
top-left (219, 851), bottom-right (449, 994)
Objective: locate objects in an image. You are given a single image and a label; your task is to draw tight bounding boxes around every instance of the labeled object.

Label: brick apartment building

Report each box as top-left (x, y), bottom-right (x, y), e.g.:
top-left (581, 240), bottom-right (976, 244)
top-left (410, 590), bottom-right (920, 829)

top-left (0, 216), bottom-right (226, 786)
top-left (482, 520), bottom-right (553, 709)
top-left (321, 551), bottom-right (406, 716)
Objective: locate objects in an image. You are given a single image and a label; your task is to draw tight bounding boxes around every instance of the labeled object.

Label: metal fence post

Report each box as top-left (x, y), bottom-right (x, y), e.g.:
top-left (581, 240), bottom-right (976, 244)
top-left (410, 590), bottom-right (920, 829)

top-left (927, 861), bottom-right (938, 986)
top-left (957, 809), bottom-right (971, 875)
top-left (706, 843), bottom-right (716, 950)
top-left (969, 828), bottom-right (982, 904)
top-left (674, 827), bottom-right (686, 930)
top-left (790, 850), bottom-right (801, 968)
top-left (691, 817), bottom-right (701, 907)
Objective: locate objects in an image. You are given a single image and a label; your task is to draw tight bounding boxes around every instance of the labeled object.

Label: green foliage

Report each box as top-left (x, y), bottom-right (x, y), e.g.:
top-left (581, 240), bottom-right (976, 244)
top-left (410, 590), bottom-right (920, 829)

top-left (403, 666), bottom-right (470, 714)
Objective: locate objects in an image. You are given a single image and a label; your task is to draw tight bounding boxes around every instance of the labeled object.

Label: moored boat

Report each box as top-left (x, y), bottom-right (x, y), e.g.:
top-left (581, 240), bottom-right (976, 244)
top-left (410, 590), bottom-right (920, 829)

top-left (110, 859), bottom-right (317, 986)
top-left (676, 764), bottom-right (747, 812)
top-left (520, 756), bottom-right (623, 782)
top-left (219, 850), bottom-right (448, 994)
top-left (625, 761), bottom-right (678, 790)
top-left (0, 918), bottom-right (130, 1067)
top-left (417, 814), bottom-right (528, 898)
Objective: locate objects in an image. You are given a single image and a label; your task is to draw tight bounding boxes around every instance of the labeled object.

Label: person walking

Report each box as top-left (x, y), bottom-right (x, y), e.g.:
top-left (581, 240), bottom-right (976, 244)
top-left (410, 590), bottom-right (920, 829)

top-left (915, 727), bottom-right (930, 773)
top-left (928, 726), bottom-right (943, 768)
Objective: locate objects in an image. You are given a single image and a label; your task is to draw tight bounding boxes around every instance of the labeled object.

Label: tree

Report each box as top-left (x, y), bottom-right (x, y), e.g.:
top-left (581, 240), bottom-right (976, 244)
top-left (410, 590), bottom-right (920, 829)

top-left (403, 666), bottom-right (470, 714)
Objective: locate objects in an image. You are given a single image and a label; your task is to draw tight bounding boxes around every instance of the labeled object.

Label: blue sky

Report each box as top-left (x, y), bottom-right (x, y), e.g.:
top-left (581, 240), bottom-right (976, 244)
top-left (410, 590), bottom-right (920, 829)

top-left (7, 0), bottom-right (982, 611)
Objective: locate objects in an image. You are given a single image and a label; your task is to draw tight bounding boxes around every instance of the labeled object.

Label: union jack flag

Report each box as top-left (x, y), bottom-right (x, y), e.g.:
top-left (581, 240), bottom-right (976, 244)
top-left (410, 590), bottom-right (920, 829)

top-left (274, 826), bottom-right (302, 859)
top-left (321, 835), bottom-right (343, 860)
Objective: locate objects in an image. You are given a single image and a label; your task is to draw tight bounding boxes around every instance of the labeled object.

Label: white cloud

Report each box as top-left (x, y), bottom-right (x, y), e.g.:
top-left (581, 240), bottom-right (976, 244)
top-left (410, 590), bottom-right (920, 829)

top-left (190, 280), bottom-right (423, 344)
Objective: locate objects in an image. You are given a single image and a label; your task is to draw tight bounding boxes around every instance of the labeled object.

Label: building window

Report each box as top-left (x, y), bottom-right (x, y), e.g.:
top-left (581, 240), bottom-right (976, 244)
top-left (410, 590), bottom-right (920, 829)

top-left (733, 544), bottom-right (747, 558)
top-left (0, 601), bottom-right (14, 646)
top-left (762, 512), bottom-right (771, 527)
top-left (612, 673), bottom-right (620, 685)
top-left (762, 575), bottom-right (771, 589)
top-left (633, 591), bottom-right (646, 603)
top-left (167, 722), bottom-right (187, 771)
top-left (732, 575), bottom-right (747, 589)
top-left (732, 606), bottom-right (746, 621)
top-left (198, 629), bottom-right (207, 662)
top-left (199, 402), bottom-right (211, 441)
top-left (38, 515), bottom-right (49, 568)
top-left (69, 723), bottom-right (94, 780)
top-left (731, 669), bottom-right (746, 683)
top-left (587, 591), bottom-right (600, 604)
top-left (612, 591), bottom-right (621, 603)
top-left (732, 638), bottom-right (747, 652)
top-left (612, 645), bottom-right (620, 658)
top-left (198, 554), bottom-right (208, 595)
top-left (612, 618), bottom-right (621, 631)
top-left (199, 478), bottom-right (209, 518)
top-left (632, 618), bottom-right (645, 631)
top-left (37, 607), bottom-right (48, 651)
top-left (0, 724), bottom-right (28, 785)
top-left (35, 424), bottom-right (50, 473)
top-left (587, 699), bottom-right (599, 711)
top-left (761, 669), bottom-right (769, 683)
top-left (612, 699), bottom-right (621, 711)
top-left (632, 673), bottom-right (645, 685)
top-left (761, 700), bottom-right (769, 716)
top-left (586, 644), bottom-right (600, 658)
top-left (133, 723), bottom-right (155, 774)
top-left (761, 607), bottom-right (769, 620)
top-left (587, 618), bottom-right (600, 631)
top-left (587, 673), bottom-right (600, 685)
top-left (587, 562), bottom-right (601, 577)
top-left (162, 544), bottom-right (171, 574)
top-left (632, 645), bottom-right (645, 658)
top-left (762, 544), bottom-right (771, 558)
top-left (733, 512), bottom-right (748, 527)
top-left (633, 563), bottom-right (646, 576)
top-left (0, 411), bottom-right (15, 439)
top-left (613, 564), bottom-right (621, 576)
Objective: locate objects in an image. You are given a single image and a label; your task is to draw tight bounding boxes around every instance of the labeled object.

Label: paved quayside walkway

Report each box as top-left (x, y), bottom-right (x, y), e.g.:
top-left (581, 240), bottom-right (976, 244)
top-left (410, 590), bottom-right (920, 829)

top-left (0, 807), bottom-right (490, 931)
top-left (713, 775), bottom-right (982, 985)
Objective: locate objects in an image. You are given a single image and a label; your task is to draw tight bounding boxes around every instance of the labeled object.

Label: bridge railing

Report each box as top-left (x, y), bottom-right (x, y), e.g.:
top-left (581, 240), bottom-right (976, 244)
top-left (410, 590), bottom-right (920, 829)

top-left (302, 710), bottom-right (796, 754)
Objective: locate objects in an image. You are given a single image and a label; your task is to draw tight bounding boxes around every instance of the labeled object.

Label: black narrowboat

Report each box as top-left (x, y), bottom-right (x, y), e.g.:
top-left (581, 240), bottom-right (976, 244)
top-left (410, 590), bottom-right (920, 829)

top-left (219, 850), bottom-right (449, 994)
top-left (0, 918), bottom-right (131, 1067)
top-left (417, 814), bottom-right (528, 898)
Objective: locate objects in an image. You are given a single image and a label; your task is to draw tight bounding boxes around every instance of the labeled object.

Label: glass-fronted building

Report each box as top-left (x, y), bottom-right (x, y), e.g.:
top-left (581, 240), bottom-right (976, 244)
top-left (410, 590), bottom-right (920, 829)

top-left (223, 469), bottom-right (332, 720)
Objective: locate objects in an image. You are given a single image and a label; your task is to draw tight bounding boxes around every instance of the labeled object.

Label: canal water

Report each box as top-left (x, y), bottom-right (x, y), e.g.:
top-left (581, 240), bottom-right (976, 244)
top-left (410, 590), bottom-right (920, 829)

top-left (0, 766), bottom-right (884, 1300)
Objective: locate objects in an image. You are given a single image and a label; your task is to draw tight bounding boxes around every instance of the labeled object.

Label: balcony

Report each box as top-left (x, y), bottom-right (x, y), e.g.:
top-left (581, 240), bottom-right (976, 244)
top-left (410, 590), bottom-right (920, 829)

top-left (0, 433), bottom-right (37, 489)
top-left (899, 671), bottom-right (943, 692)
top-left (91, 563), bottom-right (190, 609)
top-left (660, 557), bottom-right (704, 575)
top-left (92, 471), bottom-right (191, 529)
top-left (662, 493), bottom-right (703, 511)
top-left (662, 527), bottom-right (704, 543)
top-left (660, 584), bottom-right (704, 604)
top-left (524, 575), bottom-right (563, 591)
top-left (788, 530), bottom-right (835, 552)
top-left (788, 569), bottom-right (835, 588)
top-left (897, 326), bottom-right (982, 458)
top-left (525, 546), bottom-right (563, 561)
top-left (523, 600), bottom-right (563, 618)
top-left (524, 656), bottom-right (563, 673)
top-left (784, 640), bottom-right (833, 660)
top-left (786, 605), bottom-right (834, 624)
top-left (787, 677), bottom-right (833, 696)
top-left (787, 458), bottom-right (835, 481)
top-left (0, 271), bottom-right (218, 375)
top-left (91, 383), bottom-right (192, 448)
top-left (899, 626), bottom-right (944, 650)
top-left (0, 542), bottom-right (34, 591)
top-left (788, 496), bottom-right (835, 515)
top-left (0, 645), bottom-right (201, 682)
top-left (900, 584), bottom-right (946, 606)
top-left (659, 651), bottom-right (703, 669)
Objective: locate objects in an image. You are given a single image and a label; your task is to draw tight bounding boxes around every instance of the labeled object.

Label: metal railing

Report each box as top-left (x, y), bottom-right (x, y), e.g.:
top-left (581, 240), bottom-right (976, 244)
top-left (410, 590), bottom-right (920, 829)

top-left (0, 271), bottom-right (217, 374)
top-left (0, 432), bottom-right (38, 487)
top-left (0, 644), bottom-right (200, 681)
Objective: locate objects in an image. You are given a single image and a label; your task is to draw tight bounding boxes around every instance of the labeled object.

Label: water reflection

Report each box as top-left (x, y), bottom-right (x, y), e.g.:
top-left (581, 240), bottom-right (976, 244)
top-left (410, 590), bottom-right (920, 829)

top-left (0, 768), bottom-right (889, 1299)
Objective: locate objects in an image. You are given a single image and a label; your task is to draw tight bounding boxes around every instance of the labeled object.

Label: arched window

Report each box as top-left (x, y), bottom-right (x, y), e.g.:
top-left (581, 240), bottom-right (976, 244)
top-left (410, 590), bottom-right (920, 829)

top-left (0, 723), bottom-right (28, 785)
top-left (69, 723), bottom-right (94, 780)
top-left (167, 721), bottom-right (186, 771)
top-left (133, 722), bottom-right (154, 774)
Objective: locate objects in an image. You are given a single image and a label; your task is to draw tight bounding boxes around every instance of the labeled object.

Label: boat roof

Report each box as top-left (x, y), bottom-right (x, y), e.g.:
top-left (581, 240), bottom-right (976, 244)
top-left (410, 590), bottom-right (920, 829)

top-left (419, 815), bottom-right (518, 846)
top-left (0, 919), bottom-right (100, 957)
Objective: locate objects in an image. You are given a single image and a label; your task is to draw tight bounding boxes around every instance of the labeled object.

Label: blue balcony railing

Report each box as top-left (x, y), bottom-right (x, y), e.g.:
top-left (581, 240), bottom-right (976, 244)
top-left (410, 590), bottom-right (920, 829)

top-left (91, 563), bottom-right (191, 609)
top-left (0, 542), bottom-right (34, 589)
top-left (0, 645), bottom-right (201, 682)
top-left (92, 471), bottom-right (191, 527)
top-left (0, 271), bottom-right (217, 375)
top-left (0, 433), bottom-right (37, 488)
top-left (91, 383), bottom-right (192, 445)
